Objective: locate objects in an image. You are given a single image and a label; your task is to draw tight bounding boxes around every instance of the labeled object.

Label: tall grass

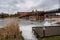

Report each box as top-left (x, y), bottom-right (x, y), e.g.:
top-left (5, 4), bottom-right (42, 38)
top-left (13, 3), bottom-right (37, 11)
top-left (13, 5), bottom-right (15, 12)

top-left (0, 18), bottom-right (23, 40)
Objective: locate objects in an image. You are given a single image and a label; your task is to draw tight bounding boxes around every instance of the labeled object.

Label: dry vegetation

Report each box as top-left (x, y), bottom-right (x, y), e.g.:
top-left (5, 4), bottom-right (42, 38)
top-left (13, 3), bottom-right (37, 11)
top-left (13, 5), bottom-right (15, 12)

top-left (0, 18), bottom-right (23, 40)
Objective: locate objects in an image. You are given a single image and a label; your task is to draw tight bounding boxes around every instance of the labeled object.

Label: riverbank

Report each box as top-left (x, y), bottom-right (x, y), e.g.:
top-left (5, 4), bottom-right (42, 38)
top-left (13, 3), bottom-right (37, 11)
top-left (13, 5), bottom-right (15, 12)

top-left (0, 18), bottom-right (23, 40)
top-left (38, 36), bottom-right (60, 40)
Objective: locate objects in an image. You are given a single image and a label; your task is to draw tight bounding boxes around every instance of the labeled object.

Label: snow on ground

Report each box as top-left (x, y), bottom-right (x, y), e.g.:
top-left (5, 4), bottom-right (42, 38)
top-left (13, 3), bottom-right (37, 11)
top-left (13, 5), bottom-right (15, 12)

top-left (0, 18), bottom-right (60, 40)
top-left (19, 18), bottom-right (60, 40)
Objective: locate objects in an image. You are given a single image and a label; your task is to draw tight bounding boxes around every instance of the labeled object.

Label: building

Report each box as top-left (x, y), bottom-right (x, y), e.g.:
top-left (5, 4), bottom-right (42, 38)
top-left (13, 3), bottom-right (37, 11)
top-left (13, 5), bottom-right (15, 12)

top-left (17, 8), bottom-right (60, 20)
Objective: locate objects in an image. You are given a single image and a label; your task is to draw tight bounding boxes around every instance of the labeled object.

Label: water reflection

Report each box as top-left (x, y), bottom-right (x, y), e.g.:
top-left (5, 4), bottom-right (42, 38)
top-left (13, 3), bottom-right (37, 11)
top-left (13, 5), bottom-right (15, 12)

top-left (0, 18), bottom-right (5, 28)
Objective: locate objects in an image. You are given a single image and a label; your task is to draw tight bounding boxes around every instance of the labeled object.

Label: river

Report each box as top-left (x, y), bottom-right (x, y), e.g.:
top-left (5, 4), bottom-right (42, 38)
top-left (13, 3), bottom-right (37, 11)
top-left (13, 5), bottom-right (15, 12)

top-left (0, 18), bottom-right (60, 40)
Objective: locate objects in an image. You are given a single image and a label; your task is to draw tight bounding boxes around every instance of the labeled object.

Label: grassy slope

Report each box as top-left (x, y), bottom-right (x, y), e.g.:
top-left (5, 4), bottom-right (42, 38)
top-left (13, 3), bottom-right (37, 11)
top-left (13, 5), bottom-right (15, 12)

top-left (38, 36), bottom-right (60, 40)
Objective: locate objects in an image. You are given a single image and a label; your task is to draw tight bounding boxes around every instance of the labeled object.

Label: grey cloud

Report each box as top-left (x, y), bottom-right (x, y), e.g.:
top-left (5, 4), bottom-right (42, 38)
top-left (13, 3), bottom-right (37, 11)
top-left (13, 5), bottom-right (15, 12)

top-left (28, 0), bottom-right (59, 11)
top-left (0, 0), bottom-right (59, 14)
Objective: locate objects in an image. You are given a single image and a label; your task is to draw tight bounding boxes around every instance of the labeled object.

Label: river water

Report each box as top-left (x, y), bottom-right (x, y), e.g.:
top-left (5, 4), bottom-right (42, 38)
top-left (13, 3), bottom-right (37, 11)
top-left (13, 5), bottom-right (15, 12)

top-left (0, 18), bottom-right (60, 40)
top-left (0, 18), bottom-right (5, 28)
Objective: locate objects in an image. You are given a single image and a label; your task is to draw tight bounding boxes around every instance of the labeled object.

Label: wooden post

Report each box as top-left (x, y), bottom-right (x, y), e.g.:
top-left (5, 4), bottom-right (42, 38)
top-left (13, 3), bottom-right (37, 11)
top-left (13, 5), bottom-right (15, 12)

top-left (41, 27), bottom-right (46, 40)
top-left (43, 27), bottom-right (45, 37)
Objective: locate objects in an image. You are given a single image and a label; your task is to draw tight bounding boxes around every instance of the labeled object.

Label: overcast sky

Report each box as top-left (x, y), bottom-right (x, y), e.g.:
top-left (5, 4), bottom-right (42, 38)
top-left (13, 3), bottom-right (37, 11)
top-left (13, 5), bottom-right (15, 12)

top-left (0, 0), bottom-right (60, 14)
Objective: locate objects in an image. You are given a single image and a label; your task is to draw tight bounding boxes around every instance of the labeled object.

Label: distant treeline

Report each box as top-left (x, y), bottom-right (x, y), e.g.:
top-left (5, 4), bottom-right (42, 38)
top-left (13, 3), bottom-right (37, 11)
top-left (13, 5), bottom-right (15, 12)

top-left (0, 13), bottom-right (19, 18)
